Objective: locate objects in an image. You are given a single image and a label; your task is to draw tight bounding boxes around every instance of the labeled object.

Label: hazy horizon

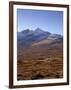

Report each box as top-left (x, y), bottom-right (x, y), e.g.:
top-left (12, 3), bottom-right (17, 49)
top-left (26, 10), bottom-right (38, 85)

top-left (17, 9), bottom-right (63, 35)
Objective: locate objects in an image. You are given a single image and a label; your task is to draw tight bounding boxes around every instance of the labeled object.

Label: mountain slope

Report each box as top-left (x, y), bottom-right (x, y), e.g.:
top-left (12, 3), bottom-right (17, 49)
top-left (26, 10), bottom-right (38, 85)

top-left (17, 28), bottom-right (63, 48)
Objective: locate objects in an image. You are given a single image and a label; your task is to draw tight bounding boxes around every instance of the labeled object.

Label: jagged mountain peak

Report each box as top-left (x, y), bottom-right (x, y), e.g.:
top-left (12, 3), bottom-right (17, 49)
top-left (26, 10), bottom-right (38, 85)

top-left (35, 28), bottom-right (48, 33)
top-left (21, 29), bottom-right (31, 33)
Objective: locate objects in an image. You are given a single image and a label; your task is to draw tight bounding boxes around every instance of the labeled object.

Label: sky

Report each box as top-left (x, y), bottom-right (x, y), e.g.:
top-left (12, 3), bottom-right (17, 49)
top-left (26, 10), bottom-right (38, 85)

top-left (17, 9), bottom-right (63, 35)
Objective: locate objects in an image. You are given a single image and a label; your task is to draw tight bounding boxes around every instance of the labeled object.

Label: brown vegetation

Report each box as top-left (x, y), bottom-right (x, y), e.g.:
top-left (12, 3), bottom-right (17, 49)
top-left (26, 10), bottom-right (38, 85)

top-left (17, 40), bottom-right (63, 80)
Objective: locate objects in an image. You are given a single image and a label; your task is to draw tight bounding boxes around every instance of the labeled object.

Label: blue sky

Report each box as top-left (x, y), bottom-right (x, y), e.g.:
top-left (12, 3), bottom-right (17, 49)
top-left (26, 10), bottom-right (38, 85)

top-left (17, 9), bottom-right (63, 35)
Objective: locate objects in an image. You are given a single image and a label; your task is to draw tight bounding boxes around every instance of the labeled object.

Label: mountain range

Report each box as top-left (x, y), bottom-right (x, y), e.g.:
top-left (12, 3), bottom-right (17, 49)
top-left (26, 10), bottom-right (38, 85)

top-left (17, 28), bottom-right (63, 47)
